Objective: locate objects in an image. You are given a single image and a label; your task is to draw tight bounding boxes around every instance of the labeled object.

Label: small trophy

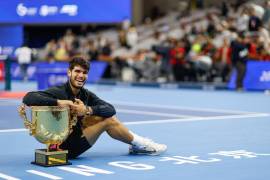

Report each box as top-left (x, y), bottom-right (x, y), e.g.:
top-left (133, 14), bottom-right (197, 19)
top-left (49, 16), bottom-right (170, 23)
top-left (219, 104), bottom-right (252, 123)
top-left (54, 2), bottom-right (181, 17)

top-left (19, 105), bottom-right (77, 167)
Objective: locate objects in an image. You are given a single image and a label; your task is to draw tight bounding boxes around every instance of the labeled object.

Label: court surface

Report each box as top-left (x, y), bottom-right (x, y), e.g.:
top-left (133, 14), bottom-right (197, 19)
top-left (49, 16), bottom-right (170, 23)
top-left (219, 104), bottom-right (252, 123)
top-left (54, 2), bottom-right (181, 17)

top-left (0, 82), bottom-right (270, 180)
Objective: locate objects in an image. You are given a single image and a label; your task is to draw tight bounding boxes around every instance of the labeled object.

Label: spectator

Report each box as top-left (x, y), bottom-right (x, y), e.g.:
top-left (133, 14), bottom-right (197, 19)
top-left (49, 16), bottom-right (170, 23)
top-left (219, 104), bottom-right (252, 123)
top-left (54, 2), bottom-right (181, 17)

top-left (126, 26), bottom-right (138, 48)
top-left (262, 1), bottom-right (270, 26)
top-left (236, 8), bottom-right (249, 34)
top-left (15, 43), bottom-right (32, 81)
top-left (258, 26), bottom-right (270, 54)
top-left (44, 39), bottom-right (57, 61)
top-left (221, 1), bottom-right (229, 17)
top-left (63, 29), bottom-right (76, 52)
top-left (230, 33), bottom-right (249, 91)
top-left (54, 39), bottom-right (69, 61)
top-left (169, 40), bottom-right (187, 81)
top-left (88, 40), bottom-right (99, 61)
top-left (248, 7), bottom-right (262, 32)
top-left (118, 29), bottom-right (128, 48)
top-left (213, 38), bottom-right (232, 82)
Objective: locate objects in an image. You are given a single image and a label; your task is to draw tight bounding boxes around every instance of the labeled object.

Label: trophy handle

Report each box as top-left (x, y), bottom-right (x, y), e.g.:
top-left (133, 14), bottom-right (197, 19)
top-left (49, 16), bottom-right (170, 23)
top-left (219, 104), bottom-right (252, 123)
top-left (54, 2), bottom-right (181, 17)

top-left (18, 104), bottom-right (35, 135)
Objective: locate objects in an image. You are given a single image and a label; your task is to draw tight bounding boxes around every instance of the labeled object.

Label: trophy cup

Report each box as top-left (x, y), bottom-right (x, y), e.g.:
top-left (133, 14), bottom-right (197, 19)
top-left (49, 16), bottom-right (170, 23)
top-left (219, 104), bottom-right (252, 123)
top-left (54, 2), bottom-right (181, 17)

top-left (19, 105), bottom-right (77, 167)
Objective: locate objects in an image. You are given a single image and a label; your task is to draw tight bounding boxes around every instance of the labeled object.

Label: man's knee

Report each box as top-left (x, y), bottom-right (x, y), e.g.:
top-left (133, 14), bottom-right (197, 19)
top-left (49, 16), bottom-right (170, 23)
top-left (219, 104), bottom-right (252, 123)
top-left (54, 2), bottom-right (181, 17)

top-left (81, 115), bottom-right (120, 129)
top-left (104, 116), bottom-right (120, 129)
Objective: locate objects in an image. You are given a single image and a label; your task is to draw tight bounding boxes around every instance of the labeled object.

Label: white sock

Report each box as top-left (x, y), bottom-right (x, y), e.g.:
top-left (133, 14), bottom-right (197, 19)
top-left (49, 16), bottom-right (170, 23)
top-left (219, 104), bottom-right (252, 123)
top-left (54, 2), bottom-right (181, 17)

top-left (130, 131), bottom-right (145, 146)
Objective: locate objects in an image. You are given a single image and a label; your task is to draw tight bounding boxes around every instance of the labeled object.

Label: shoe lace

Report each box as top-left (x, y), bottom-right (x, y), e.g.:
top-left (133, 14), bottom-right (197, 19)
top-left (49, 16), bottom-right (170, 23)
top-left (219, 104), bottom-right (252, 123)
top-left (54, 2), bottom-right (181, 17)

top-left (144, 137), bottom-right (154, 145)
top-left (142, 138), bottom-right (162, 150)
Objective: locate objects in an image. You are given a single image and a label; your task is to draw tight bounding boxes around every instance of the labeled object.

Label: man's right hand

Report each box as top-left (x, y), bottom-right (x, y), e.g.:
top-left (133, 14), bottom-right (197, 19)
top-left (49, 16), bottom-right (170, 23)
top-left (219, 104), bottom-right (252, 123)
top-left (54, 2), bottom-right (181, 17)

top-left (57, 100), bottom-right (74, 107)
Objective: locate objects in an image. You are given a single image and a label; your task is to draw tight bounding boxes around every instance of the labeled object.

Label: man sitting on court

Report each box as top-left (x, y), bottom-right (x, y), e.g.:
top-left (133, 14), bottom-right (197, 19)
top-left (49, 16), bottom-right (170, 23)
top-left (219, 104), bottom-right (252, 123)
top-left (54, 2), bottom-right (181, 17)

top-left (22, 56), bottom-right (167, 158)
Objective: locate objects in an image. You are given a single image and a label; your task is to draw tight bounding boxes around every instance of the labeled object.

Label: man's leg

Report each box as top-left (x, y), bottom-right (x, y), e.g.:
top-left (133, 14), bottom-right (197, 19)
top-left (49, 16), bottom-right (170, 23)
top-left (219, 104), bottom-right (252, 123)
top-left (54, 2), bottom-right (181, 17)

top-left (60, 116), bottom-right (135, 159)
top-left (82, 115), bottom-right (167, 155)
top-left (236, 61), bottom-right (246, 90)
top-left (82, 116), bottom-right (133, 146)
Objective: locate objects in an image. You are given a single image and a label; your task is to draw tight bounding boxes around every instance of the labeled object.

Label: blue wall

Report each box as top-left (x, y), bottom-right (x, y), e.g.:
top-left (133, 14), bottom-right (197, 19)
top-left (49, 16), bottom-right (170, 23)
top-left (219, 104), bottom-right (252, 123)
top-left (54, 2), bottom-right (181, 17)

top-left (0, 25), bottom-right (23, 55)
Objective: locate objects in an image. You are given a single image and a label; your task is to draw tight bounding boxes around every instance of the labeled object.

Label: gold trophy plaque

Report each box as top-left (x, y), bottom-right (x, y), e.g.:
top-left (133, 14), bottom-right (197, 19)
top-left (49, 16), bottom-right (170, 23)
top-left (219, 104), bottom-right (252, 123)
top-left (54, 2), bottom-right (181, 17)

top-left (19, 105), bottom-right (77, 167)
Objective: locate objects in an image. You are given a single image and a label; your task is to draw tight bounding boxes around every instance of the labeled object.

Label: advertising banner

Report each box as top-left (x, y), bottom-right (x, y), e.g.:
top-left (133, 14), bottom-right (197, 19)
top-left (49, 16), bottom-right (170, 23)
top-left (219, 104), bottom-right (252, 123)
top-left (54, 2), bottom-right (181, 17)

top-left (9, 61), bottom-right (107, 89)
top-left (0, 0), bottom-right (131, 24)
top-left (228, 61), bottom-right (270, 90)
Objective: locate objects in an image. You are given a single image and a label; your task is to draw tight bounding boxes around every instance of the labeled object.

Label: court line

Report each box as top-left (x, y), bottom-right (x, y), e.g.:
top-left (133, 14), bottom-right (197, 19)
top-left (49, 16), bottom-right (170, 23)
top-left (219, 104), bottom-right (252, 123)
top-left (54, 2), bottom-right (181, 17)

top-left (1, 113), bottom-right (268, 133)
top-left (117, 109), bottom-right (197, 118)
top-left (0, 99), bottom-right (262, 115)
top-left (0, 128), bottom-right (27, 133)
top-left (124, 113), bottom-right (270, 125)
top-left (112, 101), bottom-right (263, 114)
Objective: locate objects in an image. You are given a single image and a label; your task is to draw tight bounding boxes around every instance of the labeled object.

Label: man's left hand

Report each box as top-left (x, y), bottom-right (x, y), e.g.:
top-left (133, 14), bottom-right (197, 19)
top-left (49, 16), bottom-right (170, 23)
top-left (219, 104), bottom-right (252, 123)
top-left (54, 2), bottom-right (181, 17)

top-left (71, 98), bottom-right (87, 116)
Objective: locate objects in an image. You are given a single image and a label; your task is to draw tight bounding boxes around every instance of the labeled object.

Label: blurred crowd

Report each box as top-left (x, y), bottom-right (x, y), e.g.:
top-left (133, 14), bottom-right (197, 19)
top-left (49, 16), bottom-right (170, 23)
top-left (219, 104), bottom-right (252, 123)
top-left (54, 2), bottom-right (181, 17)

top-left (16, 0), bottom-right (270, 85)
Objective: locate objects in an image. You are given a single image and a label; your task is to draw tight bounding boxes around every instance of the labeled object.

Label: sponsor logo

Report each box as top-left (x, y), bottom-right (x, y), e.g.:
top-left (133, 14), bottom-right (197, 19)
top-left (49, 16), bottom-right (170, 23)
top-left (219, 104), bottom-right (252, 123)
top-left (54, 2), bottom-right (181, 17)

top-left (260, 71), bottom-right (270, 82)
top-left (48, 75), bottom-right (67, 86)
top-left (16, 3), bottom-right (78, 17)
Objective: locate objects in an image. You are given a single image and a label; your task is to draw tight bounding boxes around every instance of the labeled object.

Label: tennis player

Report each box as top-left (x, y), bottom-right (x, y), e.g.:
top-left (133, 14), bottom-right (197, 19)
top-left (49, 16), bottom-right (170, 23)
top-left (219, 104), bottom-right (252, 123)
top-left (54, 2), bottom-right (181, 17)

top-left (21, 56), bottom-right (167, 158)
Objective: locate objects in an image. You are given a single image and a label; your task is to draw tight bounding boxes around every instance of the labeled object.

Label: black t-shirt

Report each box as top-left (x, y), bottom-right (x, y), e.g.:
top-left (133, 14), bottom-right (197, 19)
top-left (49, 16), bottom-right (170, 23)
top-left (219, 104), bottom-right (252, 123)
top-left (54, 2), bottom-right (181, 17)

top-left (23, 82), bottom-right (116, 117)
top-left (248, 16), bottom-right (262, 31)
top-left (230, 40), bottom-right (249, 64)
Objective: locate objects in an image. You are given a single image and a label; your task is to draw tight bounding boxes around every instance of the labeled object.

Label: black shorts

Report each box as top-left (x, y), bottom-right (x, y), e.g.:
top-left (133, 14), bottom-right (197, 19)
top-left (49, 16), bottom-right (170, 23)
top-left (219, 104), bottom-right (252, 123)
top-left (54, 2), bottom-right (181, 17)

top-left (59, 124), bottom-right (91, 159)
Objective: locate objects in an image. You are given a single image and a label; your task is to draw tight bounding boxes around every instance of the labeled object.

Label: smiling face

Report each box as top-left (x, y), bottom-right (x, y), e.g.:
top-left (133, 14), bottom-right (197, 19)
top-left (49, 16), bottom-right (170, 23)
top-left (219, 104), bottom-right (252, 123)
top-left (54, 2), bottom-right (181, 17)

top-left (68, 65), bottom-right (88, 91)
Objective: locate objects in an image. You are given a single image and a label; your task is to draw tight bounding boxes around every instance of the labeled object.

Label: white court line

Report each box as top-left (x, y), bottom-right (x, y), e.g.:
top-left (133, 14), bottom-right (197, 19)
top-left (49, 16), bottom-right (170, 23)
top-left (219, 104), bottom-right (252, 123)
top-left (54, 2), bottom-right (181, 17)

top-left (117, 109), bottom-right (197, 118)
top-left (1, 113), bottom-right (269, 133)
top-left (112, 101), bottom-right (261, 114)
top-left (0, 128), bottom-right (27, 133)
top-left (0, 99), bottom-right (262, 114)
top-left (124, 113), bottom-right (270, 125)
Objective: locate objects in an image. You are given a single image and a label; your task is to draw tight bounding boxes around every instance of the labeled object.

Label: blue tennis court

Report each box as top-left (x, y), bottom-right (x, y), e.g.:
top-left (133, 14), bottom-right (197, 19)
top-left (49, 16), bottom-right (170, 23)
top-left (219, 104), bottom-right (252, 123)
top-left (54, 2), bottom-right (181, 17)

top-left (0, 82), bottom-right (270, 180)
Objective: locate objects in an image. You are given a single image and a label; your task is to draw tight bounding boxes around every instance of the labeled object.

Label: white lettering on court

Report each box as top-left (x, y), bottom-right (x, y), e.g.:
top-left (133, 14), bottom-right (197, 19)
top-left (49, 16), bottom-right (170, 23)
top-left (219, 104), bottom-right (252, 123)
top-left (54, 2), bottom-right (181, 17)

top-left (209, 150), bottom-right (270, 159)
top-left (159, 156), bottom-right (221, 165)
top-left (58, 165), bottom-right (114, 176)
top-left (109, 161), bottom-right (155, 170)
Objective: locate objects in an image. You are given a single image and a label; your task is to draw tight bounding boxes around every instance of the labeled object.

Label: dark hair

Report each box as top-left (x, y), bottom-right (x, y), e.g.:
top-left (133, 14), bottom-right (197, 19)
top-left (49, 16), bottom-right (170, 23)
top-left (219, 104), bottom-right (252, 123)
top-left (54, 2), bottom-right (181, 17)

top-left (69, 56), bottom-right (90, 72)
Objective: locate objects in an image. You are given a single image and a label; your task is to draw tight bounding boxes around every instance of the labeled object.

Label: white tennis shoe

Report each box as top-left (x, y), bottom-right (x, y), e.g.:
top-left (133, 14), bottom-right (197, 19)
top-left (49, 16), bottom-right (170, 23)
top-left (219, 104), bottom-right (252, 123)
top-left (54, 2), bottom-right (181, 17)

top-left (129, 138), bottom-right (167, 155)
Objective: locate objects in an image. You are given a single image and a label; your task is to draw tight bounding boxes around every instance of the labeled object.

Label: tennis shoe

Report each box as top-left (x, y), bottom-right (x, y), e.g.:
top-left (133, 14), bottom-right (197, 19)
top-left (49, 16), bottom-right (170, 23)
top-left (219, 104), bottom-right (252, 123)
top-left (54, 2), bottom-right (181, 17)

top-left (129, 138), bottom-right (167, 155)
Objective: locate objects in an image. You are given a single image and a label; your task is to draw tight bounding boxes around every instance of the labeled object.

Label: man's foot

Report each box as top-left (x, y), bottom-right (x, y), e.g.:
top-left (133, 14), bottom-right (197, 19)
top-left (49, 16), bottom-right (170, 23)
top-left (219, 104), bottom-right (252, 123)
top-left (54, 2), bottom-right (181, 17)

top-left (236, 87), bottom-right (244, 92)
top-left (129, 138), bottom-right (167, 155)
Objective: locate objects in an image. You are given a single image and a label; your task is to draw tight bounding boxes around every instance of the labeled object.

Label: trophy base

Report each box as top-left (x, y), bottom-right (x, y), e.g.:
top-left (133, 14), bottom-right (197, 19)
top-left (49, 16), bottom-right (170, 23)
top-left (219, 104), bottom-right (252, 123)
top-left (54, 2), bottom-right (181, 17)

top-left (32, 149), bottom-right (71, 167)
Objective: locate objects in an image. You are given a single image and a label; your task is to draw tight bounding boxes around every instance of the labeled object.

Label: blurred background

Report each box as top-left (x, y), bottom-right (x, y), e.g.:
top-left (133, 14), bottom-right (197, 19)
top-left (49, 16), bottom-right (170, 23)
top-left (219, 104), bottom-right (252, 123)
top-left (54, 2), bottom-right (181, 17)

top-left (0, 0), bottom-right (270, 91)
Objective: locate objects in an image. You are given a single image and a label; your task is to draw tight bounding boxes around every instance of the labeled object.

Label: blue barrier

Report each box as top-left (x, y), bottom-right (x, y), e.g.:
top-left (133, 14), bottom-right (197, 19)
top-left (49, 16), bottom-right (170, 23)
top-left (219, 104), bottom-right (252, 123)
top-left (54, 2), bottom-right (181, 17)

top-left (11, 62), bottom-right (36, 81)
top-left (228, 61), bottom-right (270, 90)
top-left (10, 61), bottom-right (107, 89)
top-left (36, 62), bottom-right (69, 90)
